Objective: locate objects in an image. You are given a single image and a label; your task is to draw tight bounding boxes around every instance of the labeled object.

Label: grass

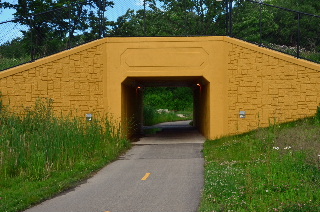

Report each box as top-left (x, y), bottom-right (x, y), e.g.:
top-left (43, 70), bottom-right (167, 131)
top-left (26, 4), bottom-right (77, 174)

top-left (143, 106), bottom-right (193, 126)
top-left (200, 115), bottom-right (320, 212)
top-left (0, 98), bottom-right (131, 212)
top-left (0, 56), bottom-right (31, 71)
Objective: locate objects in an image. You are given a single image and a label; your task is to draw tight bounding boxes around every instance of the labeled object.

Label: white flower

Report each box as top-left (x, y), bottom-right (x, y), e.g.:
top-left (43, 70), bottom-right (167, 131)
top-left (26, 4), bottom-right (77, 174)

top-left (273, 147), bottom-right (279, 150)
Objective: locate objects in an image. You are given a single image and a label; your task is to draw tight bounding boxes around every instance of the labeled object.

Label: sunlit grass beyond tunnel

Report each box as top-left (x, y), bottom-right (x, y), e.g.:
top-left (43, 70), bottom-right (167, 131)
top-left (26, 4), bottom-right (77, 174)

top-left (143, 87), bottom-right (193, 126)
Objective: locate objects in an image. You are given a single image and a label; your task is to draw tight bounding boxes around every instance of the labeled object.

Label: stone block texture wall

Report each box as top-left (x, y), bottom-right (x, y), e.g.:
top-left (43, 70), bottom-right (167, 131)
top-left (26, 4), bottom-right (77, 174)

top-left (0, 37), bottom-right (319, 138)
top-left (0, 42), bottom-right (105, 116)
top-left (226, 39), bottom-right (320, 135)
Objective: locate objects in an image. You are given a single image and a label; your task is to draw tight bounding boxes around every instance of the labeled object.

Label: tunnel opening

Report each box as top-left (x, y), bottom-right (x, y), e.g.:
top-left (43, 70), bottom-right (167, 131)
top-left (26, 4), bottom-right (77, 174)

top-left (142, 86), bottom-right (193, 126)
top-left (121, 76), bottom-right (210, 140)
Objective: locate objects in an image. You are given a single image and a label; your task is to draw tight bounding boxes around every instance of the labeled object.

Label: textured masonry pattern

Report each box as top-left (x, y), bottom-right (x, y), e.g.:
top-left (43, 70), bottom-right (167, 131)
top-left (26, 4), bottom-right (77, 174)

top-left (227, 44), bottom-right (320, 134)
top-left (0, 38), bottom-right (319, 138)
top-left (0, 45), bottom-right (105, 116)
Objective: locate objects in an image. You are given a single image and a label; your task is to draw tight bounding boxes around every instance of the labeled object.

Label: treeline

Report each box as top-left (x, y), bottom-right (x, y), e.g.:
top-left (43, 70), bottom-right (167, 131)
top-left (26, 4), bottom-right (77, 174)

top-left (0, 0), bottom-right (114, 60)
top-left (0, 0), bottom-right (319, 65)
top-left (144, 87), bottom-right (193, 111)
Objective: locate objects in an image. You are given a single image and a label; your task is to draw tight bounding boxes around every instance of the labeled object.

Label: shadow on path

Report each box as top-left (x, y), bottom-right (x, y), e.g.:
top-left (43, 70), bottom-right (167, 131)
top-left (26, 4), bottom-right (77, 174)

top-left (137, 120), bottom-right (205, 145)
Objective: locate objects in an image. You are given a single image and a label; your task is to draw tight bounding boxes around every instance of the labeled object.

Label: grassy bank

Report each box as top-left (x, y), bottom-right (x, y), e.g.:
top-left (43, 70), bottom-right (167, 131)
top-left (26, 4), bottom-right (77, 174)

top-left (0, 99), bottom-right (131, 212)
top-left (200, 115), bottom-right (320, 211)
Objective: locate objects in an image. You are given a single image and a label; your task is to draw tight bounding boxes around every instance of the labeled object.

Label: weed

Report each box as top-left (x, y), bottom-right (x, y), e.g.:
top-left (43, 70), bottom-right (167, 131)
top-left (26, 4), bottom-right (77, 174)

top-left (200, 117), bottom-right (320, 212)
top-left (0, 98), bottom-right (130, 212)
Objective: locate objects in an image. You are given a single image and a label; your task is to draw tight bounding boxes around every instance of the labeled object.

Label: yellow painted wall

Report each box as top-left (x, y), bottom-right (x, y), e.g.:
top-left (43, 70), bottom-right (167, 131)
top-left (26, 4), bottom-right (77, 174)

top-left (0, 36), bottom-right (319, 139)
top-left (0, 40), bottom-right (107, 116)
top-left (225, 37), bottom-right (320, 135)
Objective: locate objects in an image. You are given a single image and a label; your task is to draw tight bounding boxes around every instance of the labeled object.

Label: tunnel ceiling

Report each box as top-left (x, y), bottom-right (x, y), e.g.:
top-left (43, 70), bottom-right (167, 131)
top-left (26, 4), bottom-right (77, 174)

top-left (123, 76), bottom-right (209, 87)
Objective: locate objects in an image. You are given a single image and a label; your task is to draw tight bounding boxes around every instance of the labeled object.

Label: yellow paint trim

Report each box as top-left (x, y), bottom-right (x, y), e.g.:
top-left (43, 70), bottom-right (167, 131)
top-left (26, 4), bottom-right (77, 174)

top-left (141, 173), bottom-right (151, 181)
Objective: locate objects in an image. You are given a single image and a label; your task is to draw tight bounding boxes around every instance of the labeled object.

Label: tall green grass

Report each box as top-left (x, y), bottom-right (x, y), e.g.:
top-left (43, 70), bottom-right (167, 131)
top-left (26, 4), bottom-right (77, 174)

top-left (0, 98), bottom-right (130, 212)
top-left (200, 114), bottom-right (320, 212)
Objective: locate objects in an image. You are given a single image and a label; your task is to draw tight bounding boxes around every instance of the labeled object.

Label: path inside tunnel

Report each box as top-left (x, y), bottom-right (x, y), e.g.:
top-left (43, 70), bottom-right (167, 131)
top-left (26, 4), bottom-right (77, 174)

top-left (137, 120), bottom-right (205, 145)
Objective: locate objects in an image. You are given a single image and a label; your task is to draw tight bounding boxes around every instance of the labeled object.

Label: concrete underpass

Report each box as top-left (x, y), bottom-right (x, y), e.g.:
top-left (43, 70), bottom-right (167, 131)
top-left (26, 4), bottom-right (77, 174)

top-left (121, 76), bottom-right (210, 139)
top-left (0, 37), bottom-right (319, 139)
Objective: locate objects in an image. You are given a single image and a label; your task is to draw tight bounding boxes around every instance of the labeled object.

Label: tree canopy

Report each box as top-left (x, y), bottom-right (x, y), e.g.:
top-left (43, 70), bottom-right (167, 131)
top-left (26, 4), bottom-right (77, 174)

top-left (0, 0), bottom-right (114, 58)
top-left (0, 0), bottom-right (319, 65)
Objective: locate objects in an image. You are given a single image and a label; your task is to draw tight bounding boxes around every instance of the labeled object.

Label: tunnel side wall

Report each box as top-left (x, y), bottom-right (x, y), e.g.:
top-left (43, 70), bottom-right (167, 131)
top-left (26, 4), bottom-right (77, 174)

top-left (194, 83), bottom-right (210, 137)
top-left (121, 83), bottom-right (143, 139)
top-left (224, 37), bottom-right (320, 135)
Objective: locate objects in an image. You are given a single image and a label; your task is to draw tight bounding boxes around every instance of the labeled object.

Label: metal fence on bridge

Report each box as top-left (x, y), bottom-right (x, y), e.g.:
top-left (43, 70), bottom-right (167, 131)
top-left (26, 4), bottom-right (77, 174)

top-left (0, 0), bottom-right (319, 71)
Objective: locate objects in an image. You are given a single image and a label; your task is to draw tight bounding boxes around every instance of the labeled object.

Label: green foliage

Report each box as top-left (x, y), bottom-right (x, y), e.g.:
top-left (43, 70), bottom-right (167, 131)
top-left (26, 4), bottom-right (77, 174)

top-left (142, 87), bottom-right (193, 125)
top-left (110, 0), bottom-right (226, 36)
top-left (0, 98), bottom-right (130, 211)
top-left (143, 105), bottom-right (192, 126)
top-left (144, 87), bottom-right (193, 111)
top-left (200, 117), bottom-right (320, 211)
top-left (233, 0), bottom-right (320, 54)
top-left (0, 0), bottom-right (114, 59)
top-left (233, 1), bottom-right (279, 44)
top-left (267, 0), bottom-right (320, 15)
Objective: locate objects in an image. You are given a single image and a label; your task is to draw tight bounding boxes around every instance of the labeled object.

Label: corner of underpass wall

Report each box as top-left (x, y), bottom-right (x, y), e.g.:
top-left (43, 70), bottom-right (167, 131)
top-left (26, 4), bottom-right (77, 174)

top-left (194, 82), bottom-right (210, 138)
top-left (225, 37), bottom-right (320, 135)
top-left (0, 40), bottom-right (106, 118)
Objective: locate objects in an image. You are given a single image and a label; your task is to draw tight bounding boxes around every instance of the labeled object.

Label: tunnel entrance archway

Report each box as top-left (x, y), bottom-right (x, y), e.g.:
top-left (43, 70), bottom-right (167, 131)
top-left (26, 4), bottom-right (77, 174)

top-left (121, 76), bottom-right (210, 139)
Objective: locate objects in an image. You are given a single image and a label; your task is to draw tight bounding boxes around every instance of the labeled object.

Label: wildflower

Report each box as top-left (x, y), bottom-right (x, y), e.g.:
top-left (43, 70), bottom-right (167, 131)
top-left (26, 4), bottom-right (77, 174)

top-left (284, 146), bottom-right (291, 150)
top-left (266, 190), bottom-right (269, 192)
top-left (273, 147), bottom-right (279, 150)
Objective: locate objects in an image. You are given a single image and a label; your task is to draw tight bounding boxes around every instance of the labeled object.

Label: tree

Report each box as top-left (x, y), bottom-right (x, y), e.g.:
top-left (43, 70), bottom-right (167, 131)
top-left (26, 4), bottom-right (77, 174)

top-left (231, 0), bottom-right (279, 44)
top-left (0, 0), bottom-right (114, 58)
top-left (266, 0), bottom-right (320, 51)
top-left (267, 0), bottom-right (320, 15)
top-left (144, 87), bottom-right (193, 111)
top-left (111, 0), bottom-right (226, 36)
top-left (230, 0), bottom-right (320, 53)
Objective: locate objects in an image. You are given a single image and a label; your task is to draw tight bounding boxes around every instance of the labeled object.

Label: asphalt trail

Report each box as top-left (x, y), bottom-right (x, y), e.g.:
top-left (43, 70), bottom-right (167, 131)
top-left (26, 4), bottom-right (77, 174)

top-left (25, 121), bottom-right (205, 212)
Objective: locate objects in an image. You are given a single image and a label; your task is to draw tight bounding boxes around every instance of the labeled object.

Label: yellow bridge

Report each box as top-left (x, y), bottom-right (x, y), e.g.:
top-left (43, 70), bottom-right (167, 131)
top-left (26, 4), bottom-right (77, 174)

top-left (0, 36), bottom-right (319, 139)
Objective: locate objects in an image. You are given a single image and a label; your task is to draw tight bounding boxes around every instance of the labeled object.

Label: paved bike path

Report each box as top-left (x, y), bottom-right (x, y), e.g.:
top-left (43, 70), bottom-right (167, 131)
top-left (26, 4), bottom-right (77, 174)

top-left (25, 121), bottom-right (205, 212)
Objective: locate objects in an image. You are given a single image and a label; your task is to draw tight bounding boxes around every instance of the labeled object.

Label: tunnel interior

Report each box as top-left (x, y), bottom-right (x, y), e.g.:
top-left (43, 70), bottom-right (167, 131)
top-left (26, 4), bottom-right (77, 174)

top-left (121, 76), bottom-right (210, 140)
